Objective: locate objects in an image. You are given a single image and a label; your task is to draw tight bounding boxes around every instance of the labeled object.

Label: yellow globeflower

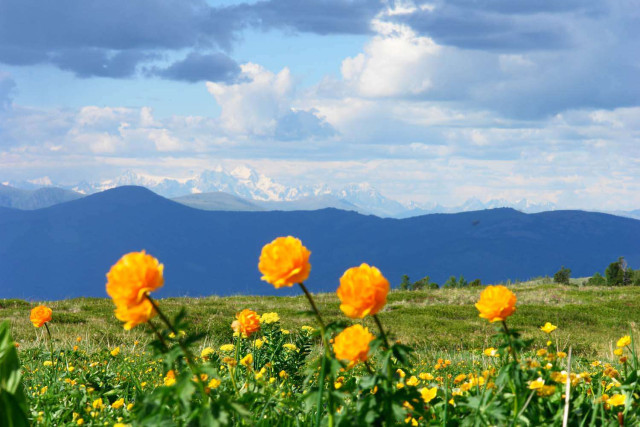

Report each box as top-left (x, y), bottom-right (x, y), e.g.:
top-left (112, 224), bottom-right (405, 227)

top-left (240, 354), bottom-right (254, 367)
top-left (606, 394), bottom-right (626, 407)
top-left (231, 309), bottom-right (261, 337)
top-left (164, 370), bottom-right (177, 387)
top-left (258, 236), bottom-right (311, 288)
top-left (333, 324), bottom-right (375, 364)
top-left (419, 387), bottom-right (438, 403)
top-left (475, 285), bottom-right (517, 323)
top-left (106, 251), bottom-right (164, 330)
top-left (528, 378), bottom-right (545, 390)
top-left (616, 336), bottom-right (631, 348)
top-left (201, 347), bottom-right (215, 360)
top-left (219, 344), bottom-right (235, 352)
top-left (540, 322), bottom-right (557, 334)
top-left (260, 312), bottom-right (280, 324)
top-left (208, 378), bottom-right (221, 389)
top-left (337, 263), bottom-right (390, 319)
top-left (111, 398), bottom-right (125, 409)
top-left (30, 305), bottom-right (52, 328)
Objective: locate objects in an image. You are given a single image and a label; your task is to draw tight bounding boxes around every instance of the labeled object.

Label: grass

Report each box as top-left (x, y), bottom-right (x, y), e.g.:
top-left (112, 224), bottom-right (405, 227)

top-left (4, 279), bottom-right (640, 359)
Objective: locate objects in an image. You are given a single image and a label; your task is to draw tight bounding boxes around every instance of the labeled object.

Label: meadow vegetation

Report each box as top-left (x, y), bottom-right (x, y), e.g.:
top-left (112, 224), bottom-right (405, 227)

top-left (2, 242), bottom-right (640, 426)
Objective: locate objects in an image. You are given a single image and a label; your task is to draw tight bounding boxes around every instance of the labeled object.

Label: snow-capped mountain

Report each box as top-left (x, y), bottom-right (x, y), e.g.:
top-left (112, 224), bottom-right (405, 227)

top-left (5, 166), bottom-right (562, 217)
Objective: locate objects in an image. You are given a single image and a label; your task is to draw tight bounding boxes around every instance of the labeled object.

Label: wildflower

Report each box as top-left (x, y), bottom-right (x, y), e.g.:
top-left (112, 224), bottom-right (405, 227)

top-left (106, 251), bottom-right (164, 330)
top-left (337, 263), bottom-right (390, 319)
top-left (43, 361), bottom-right (53, 367)
top-left (557, 351), bottom-right (567, 359)
top-left (537, 385), bottom-right (556, 397)
top-left (528, 378), bottom-right (545, 390)
top-left (110, 347), bottom-right (120, 357)
top-left (396, 369), bottom-right (406, 378)
top-left (220, 344), bottom-right (235, 352)
top-left (260, 312), bottom-right (280, 324)
top-left (419, 387), bottom-right (438, 403)
top-left (76, 419), bottom-right (84, 425)
top-left (231, 309), bottom-right (261, 337)
top-left (281, 329), bottom-right (290, 334)
top-left (406, 376), bottom-right (419, 386)
top-left (537, 348), bottom-right (548, 357)
top-left (333, 324), bottom-right (375, 364)
top-left (92, 398), bottom-right (104, 410)
top-left (164, 370), bottom-right (177, 387)
top-left (301, 325), bottom-right (315, 333)
top-left (283, 343), bottom-right (298, 352)
top-left (201, 347), bottom-right (215, 360)
top-left (76, 336), bottom-right (82, 343)
top-left (258, 236), bottom-right (311, 288)
top-left (454, 374), bottom-right (466, 384)
top-left (255, 339), bottom-right (264, 349)
top-left (127, 403), bottom-right (134, 411)
top-left (419, 372), bottom-right (434, 381)
top-left (240, 354), bottom-right (254, 367)
top-left (475, 285), bottom-right (516, 322)
top-left (279, 370), bottom-right (288, 379)
top-left (208, 378), bottom-right (221, 389)
top-left (606, 394), bottom-right (626, 407)
top-left (30, 305), bottom-right (53, 328)
top-left (483, 347), bottom-right (499, 357)
top-left (614, 348), bottom-right (623, 356)
top-left (111, 398), bottom-right (125, 409)
top-left (540, 322), bottom-right (557, 334)
top-left (617, 336), bottom-right (631, 348)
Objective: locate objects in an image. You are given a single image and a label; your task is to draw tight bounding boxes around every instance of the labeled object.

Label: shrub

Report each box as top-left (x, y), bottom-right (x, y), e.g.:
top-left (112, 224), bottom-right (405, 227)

top-left (553, 266), bottom-right (571, 285)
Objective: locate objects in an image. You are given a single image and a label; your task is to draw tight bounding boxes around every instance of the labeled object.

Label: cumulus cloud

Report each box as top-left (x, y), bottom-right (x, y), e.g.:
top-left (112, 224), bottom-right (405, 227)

top-left (207, 63), bottom-right (336, 139)
top-left (151, 52), bottom-right (241, 83)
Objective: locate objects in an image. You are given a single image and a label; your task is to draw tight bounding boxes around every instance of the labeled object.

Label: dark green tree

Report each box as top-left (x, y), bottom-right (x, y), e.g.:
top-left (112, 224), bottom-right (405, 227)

top-left (399, 275), bottom-right (411, 290)
top-left (605, 257), bottom-right (626, 286)
top-left (586, 272), bottom-right (606, 286)
top-left (553, 266), bottom-right (571, 285)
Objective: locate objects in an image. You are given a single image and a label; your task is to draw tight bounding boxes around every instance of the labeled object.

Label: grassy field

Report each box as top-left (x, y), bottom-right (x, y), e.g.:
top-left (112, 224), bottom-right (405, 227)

top-left (4, 279), bottom-right (639, 360)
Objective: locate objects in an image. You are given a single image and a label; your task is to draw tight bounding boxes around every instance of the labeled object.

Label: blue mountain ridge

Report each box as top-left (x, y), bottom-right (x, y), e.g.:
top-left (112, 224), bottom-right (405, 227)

top-left (1, 186), bottom-right (639, 300)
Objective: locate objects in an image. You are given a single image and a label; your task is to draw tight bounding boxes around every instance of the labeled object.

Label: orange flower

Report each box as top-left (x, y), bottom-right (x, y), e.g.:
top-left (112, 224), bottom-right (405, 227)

top-left (337, 263), bottom-right (389, 318)
top-left (475, 285), bottom-right (517, 323)
top-left (333, 324), bottom-right (375, 364)
top-left (258, 236), bottom-right (311, 288)
top-left (30, 305), bottom-right (52, 328)
top-left (106, 251), bottom-right (164, 330)
top-left (231, 309), bottom-right (261, 337)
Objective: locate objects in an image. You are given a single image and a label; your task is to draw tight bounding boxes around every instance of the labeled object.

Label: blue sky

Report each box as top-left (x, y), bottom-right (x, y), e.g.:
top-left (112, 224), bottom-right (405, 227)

top-left (0, 0), bottom-right (639, 209)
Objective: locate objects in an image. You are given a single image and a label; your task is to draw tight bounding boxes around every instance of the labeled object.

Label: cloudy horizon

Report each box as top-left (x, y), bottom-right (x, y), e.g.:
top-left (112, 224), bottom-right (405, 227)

top-left (1, 0), bottom-right (639, 210)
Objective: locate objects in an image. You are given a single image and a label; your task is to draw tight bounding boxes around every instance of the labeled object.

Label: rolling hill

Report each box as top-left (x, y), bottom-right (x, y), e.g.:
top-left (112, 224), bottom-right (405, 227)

top-left (1, 186), bottom-right (639, 300)
top-left (0, 184), bottom-right (83, 210)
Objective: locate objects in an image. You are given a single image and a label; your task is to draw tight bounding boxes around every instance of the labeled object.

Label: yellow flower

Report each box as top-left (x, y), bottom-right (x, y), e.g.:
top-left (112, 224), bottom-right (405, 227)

top-left (220, 344), bottom-right (235, 352)
top-left (614, 348), bottom-right (623, 356)
top-left (111, 398), bottom-right (125, 409)
top-left (606, 394), bottom-right (626, 407)
top-left (279, 370), bottom-right (288, 379)
top-left (406, 376), bottom-right (419, 386)
top-left (333, 324), bottom-right (375, 364)
top-left (231, 309), bottom-right (261, 337)
top-left (337, 263), bottom-right (390, 319)
top-left (30, 305), bottom-right (52, 328)
top-left (557, 351), bottom-right (567, 359)
top-left (540, 322), bottom-right (557, 334)
top-left (208, 378), bottom-right (221, 389)
top-left (240, 353), bottom-right (254, 367)
top-left (483, 347), bottom-right (499, 357)
top-left (537, 385), bottom-right (556, 397)
top-left (419, 372), bottom-right (434, 381)
top-left (43, 360), bottom-right (53, 367)
top-left (258, 236), bottom-right (311, 288)
top-left (92, 398), bottom-right (104, 410)
top-left (110, 347), bottom-right (120, 357)
top-left (283, 343), bottom-right (298, 351)
top-left (528, 378), bottom-right (545, 390)
top-left (301, 325), bottom-right (315, 333)
top-left (260, 312), bottom-right (280, 324)
top-left (106, 251), bottom-right (164, 330)
top-left (255, 339), bottom-right (264, 349)
top-left (76, 419), bottom-right (84, 425)
top-left (164, 370), bottom-right (176, 387)
top-left (475, 285), bottom-right (516, 323)
top-left (419, 386), bottom-right (438, 403)
top-left (616, 336), bottom-right (631, 348)
top-left (201, 347), bottom-right (215, 359)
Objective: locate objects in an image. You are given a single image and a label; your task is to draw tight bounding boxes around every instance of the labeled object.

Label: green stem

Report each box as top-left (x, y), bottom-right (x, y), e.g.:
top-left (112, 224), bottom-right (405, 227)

top-left (298, 282), bottom-right (326, 330)
top-left (501, 321), bottom-right (519, 363)
top-left (315, 352), bottom-right (328, 427)
top-left (147, 320), bottom-right (169, 351)
top-left (373, 314), bottom-right (390, 349)
top-left (44, 322), bottom-right (54, 367)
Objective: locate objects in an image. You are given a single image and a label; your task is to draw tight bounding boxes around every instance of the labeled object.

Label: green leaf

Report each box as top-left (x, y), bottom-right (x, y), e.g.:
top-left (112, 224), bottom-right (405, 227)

top-left (0, 321), bottom-right (29, 427)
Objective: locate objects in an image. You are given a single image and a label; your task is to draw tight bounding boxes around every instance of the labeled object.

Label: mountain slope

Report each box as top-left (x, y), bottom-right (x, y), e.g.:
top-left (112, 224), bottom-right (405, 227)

top-left (171, 192), bottom-right (264, 211)
top-left (1, 186), bottom-right (639, 300)
top-left (0, 185), bottom-right (83, 210)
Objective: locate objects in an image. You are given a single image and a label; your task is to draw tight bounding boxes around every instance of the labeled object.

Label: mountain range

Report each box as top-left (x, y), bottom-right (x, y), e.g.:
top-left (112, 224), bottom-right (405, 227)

top-left (1, 186), bottom-right (639, 300)
top-left (4, 166), bottom-right (567, 218)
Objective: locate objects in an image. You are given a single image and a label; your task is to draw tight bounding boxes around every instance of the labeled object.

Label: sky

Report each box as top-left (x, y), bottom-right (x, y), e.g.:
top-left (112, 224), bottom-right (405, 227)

top-left (0, 0), bottom-right (639, 209)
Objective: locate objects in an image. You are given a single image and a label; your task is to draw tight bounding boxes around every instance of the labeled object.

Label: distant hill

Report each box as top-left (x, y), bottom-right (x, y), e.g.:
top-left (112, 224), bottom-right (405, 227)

top-left (171, 192), bottom-right (263, 211)
top-left (0, 184), bottom-right (83, 210)
top-left (1, 186), bottom-right (639, 300)
top-left (252, 195), bottom-right (369, 214)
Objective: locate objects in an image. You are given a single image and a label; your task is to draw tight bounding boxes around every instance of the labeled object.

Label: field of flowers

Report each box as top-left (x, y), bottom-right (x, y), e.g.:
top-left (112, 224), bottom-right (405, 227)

top-left (2, 236), bottom-right (640, 426)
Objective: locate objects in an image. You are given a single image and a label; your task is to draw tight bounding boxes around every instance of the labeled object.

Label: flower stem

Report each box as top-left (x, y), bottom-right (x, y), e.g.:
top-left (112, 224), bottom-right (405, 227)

top-left (147, 320), bottom-right (169, 351)
top-left (373, 314), bottom-right (390, 350)
top-left (44, 322), bottom-right (54, 367)
top-left (298, 282), bottom-right (326, 329)
top-left (501, 320), bottom-right (519, 363)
